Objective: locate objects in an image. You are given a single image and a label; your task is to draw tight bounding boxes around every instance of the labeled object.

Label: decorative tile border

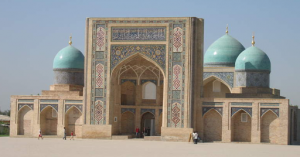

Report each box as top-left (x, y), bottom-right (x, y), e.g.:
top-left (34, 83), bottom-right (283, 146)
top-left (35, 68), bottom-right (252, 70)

top-left (141, 109), bottom-right (155, 116)
top-left (40, 99), bottom-right (58, 103)
top-left (231, 107), bottom-right (252, 117)
top-left (121, 79), bottom-right (137, 85)
top-left (18, 99), bottom-right (34, 103)
top-left (111, 27), bottom-right (166, 41)
top-left (203, 72), bottom-right (234, 88)
top-left (261, 108), bottom-right (279, 117)
top-left (260, 103), bottom-right (280, 106)
top-left (65, 100), bottom-right (83, 104)
top-left (121, 108), bottom-right (136, 114)
top-left (159, 109), bottom-right (163, 115)
top-left (141, 80), bottom-right (157, 85)
top-left (40, 104), bottom-right (58, 112)
top-left (203, 102), bottom-right (223, 106)
top-left (65, 104), bottom-right (83, 113)
top-left (202, 107), bottom-right (223, 116)
top-left (231, 102), bottom-right (252, 106)
top-left (18, 104), bottom-right (33, 111)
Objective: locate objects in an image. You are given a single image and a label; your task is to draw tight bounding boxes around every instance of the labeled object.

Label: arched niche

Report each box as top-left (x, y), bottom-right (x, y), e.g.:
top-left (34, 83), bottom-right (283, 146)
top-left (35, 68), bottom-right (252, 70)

top-left (142, 82), bottom-right (157, 99)
top-left (203, 109), bottom-right (222, 142)
top-left (231, 110), bottom-right (251, 142)
top-left (121, 111), bottom-right (135, 135)
top-left (18, 106), bottom-right (33, 135)
top-left (65, 106), bottom-right (82, 136)
top-left (203, 76), bottom-right (231, 98)
top-left (40, 106), bottom-right (58, 135)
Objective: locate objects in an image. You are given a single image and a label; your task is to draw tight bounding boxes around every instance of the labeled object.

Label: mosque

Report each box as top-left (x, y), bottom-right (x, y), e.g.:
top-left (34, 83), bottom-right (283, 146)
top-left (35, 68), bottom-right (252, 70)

top-left (9, 17), bottom-right (300, 145)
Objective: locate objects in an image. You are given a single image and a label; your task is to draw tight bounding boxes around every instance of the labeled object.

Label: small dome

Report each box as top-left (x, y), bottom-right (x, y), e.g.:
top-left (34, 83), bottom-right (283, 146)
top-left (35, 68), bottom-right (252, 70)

top-left (235, 46), bottom-right (271, 72)
top-left (204, 34), bottom-right (245, 67)
top-left (53, 45), bottom-right (84, 69)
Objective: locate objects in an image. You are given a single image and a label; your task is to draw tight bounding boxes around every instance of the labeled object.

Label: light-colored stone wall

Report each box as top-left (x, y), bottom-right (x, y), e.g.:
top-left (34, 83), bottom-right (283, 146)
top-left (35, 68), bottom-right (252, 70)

top-left (231, 111), bottom-right (251, 142)
top-left (261, 111), bottom-right (279, 143)
top-left (203, 109), bottom-right (222, 141)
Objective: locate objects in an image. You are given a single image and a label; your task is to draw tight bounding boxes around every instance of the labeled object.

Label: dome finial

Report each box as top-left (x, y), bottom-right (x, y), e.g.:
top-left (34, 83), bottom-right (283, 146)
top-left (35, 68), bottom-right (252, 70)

top-left (69, 34), bottom-right (72, 45)
top-left (226, 24), bottom-right (229, 34)
top-left (252, 32), bottom-right (255, 46)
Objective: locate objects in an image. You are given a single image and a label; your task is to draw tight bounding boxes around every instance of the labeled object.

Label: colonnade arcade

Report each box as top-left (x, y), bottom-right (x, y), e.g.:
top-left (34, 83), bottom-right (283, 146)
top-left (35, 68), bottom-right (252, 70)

top-left (110, 55), bottom-right (164, 136)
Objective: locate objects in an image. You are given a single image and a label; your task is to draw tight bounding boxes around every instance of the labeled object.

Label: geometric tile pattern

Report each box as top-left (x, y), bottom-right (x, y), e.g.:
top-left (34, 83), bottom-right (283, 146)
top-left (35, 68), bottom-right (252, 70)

top-left (203, 72), bottom-right (234, 88)
top-left (110, 45), bottom-right (166, 71)
top-left (111, 27), bottom-right (166, 41)
top-left (141, 109), bottom-right (155, 116)
top-left (18, 104), bottom-right (33, 111)
top-left (231, 107), bottom-right (252, 117)
top-left (65, 100), bottom-right (83, 103)
top-left (235, 72), bottom-right (269, 87)
top-left (40, 104), bottom-right (58, 112)
top-left (172, 90), bottom-right (181, 100)
top-left (18, 99), bottom-right (34, 103)
top-left (260, 108), bottom-right (279, 117)
top-left (95, 88), bottom-right (104, 97)
top-left (173, 26), bottom-right (183, 52)
top-left (65, 104), bottom-right (83, 113)
top-left (96, 63), bottom-right (104, 88)
top-left (172, 65), bottom-right (182, 90)
top-left (121, 108), bottom-right (136, 114)
top-left (170, 102), bottom-right (182, 128)
top-left (40, 99), bottom-right (59, 103)
top-left (96, 25), bottom-right (105, 51)
top-left (94, 100), bottom-right (104, 124)
top-left (202, 107), bottom-right (223, 116)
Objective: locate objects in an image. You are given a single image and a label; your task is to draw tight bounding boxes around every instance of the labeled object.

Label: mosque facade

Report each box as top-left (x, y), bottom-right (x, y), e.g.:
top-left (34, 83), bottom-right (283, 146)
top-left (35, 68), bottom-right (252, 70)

top-left (9, 17), bottom-right (300, 145)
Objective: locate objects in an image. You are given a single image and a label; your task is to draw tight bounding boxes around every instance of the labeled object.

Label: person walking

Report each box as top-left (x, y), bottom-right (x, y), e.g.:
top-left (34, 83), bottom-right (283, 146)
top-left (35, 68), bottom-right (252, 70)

top-left (192, 131), bottom-right (198, 144)
top-left (70, 131), bottom-right (74, 140)
top-left (38, 129), bottom-right (43, 140)
top-left (63, 127), bottom-right (66, 140)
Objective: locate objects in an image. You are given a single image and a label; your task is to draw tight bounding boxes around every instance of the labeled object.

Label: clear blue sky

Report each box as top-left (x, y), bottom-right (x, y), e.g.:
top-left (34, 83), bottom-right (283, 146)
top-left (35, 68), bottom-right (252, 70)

top-left (0, 0), bottom-right (299, 110)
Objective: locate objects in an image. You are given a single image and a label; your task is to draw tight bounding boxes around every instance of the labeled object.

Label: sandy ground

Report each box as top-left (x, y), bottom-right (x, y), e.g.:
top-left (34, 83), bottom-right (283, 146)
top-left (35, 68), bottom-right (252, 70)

top-left (0, 137), bottom-right (299, 157)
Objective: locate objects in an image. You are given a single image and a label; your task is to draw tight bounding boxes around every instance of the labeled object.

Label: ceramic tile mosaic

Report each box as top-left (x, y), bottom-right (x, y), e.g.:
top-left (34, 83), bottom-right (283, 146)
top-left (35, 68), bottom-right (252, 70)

top-left (202, 107), bottom-right (223, 116)
top-left (203, 72), bottom-right (234, 88)
top-left (111, 27), bottom-right (166, 41)
top-left (141, 109), bottom-right (155, 116)
top-left (231, 107), bottom-right (252, 117)
top-left (260, 108), bottom-right (279, 117)
top-left (18, 104), bottom-right (33, 111)
top-left (40, 104), bottom-right (58, 112)
top-left (121, 108), bottom-right (136, 114)
top-left (65, 104), bottom-right (83, 113)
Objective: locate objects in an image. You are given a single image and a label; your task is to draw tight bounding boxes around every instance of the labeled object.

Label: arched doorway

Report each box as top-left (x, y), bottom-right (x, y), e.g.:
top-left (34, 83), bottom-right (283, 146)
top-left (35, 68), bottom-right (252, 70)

top-left (261, 110), bottom-right (279, 143)
top-left (65, 107), bottom-right (82, 136)
top-left (231, 110), bottom-right (251, 142)
top-left (203, 109), bottom-right (222, 142)
top-left (40, 106), bottom-right (58, 135)
top-left (141, 112), bottom-right (155, 136)
top-left (18, 106), bottom-right (33, 135)
top-left (121, 111), bottom-right (135, 135)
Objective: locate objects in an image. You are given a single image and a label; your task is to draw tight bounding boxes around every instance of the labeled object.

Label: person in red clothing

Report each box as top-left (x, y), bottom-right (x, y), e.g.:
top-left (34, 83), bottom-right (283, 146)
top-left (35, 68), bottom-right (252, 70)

top-left (135, 127), bottom-right (140, 138)
top-left (70, 131), bottom-right (74, 140)
top-left (38, 129), bottom-right (43, 140)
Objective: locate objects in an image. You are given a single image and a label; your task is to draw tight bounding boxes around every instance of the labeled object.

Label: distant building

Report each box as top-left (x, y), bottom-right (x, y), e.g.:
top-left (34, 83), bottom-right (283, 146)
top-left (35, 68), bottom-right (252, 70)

top-left (9, 17), bottom-right (300, 144)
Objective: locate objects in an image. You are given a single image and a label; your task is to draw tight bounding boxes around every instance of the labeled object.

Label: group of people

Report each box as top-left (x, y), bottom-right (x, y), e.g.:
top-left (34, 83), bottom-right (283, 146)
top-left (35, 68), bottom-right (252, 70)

top-left (38, 127), bottom-right (74, 140)
top-left (135, 127), bottom-right (151, 138)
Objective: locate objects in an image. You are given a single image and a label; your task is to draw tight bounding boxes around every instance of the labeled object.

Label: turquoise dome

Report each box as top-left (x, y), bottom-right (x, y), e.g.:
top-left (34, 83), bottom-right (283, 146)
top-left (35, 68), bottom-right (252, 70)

top-left (204, 34), bottom-right (245, 67)
top-left (53, 45), bottom-right (84, 69)
top-left (235, 46), bottom-right (271, 72)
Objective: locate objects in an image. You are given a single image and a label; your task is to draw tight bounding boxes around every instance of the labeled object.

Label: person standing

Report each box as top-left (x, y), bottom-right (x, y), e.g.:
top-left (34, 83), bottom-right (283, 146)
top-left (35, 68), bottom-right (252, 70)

top-left (70, 131), bottom-right (74, 140)
top-left (135, 127), bottom-right (139, 138)
top-left (63, 127), bottom-right (66, 140)
top-left (192, 131), bottom-right (198, 144)
top-left (38, 129), bottom-right (43, 140)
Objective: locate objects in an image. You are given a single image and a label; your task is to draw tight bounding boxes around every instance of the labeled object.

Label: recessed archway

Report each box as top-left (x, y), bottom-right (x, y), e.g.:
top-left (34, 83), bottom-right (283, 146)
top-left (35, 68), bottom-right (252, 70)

top-left (261, 110), bottom-right (279, 143)
top-left (203, 109), bottom-right (222, 142)
top-left (40, 106), bottom-right (58, 135)
top-left (231, 110), bottom-right (251, 142)
top-left (17, 106), bottom-right (33, 135)
top-left (121, 111), bottom-right (135, 135)
top-left (65, 106), bottom-right (82, 136)
top-left (203, 76), bottom-right (231, 98)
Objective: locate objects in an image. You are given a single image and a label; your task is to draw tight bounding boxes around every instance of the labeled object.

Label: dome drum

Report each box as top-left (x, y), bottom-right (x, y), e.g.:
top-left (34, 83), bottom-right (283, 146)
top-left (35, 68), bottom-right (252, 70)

top-left (53, 69), bottom-right (84, 86)
top-left (235, 71), bottom-right (269, 88)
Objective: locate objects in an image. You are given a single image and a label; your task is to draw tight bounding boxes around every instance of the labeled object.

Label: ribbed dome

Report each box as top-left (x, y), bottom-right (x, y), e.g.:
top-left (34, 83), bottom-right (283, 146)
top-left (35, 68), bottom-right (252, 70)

top-left (53, 45), bottom-right (84, 69)
top-left (204, 34), bottom-right (245, 67)
top-left (235, 46), bottom-right (271, 72)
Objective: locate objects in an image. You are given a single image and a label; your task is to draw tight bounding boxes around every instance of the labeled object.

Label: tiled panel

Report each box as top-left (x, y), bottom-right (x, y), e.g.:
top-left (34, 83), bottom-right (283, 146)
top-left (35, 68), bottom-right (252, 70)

top-left (111, 27), bottom-right (166, 41)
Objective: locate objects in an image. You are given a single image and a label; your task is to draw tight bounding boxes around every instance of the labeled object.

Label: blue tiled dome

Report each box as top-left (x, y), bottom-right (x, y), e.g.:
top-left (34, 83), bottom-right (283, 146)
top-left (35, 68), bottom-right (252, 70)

top-left (53, 45), bottom-right (84, 70)
top-left (204, 34), bottom-right (245, 67)
top-left (235, 46), bottom-right (271, 72)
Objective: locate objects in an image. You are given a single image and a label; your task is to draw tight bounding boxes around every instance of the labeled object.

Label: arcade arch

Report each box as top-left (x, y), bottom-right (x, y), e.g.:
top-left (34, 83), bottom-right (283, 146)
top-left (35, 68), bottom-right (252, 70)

top-left (231, 110), bottom-right (251, 142)
top-left (40, 106), bottom-right (58, 135)
top-left (17, 106), bottom-right (33, 135)
top-left (203, 76), bottom-right (231, 98)
top-left (203, 109), bottom-right (222, 142)
top-left (261, 110), bottom-right (279, 143)
top-left (65, 106), bottom-right (82, 136)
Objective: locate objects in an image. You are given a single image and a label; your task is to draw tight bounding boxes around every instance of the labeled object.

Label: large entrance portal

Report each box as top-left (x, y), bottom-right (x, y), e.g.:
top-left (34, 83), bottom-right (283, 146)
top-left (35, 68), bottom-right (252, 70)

top-left (110, 54), bottom-right (164, 136)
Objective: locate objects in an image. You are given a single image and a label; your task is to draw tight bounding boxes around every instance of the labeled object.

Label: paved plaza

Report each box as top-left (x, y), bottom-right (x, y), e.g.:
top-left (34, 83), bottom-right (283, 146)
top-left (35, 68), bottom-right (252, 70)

top-left (0, 137), bottom-right (299, 157)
